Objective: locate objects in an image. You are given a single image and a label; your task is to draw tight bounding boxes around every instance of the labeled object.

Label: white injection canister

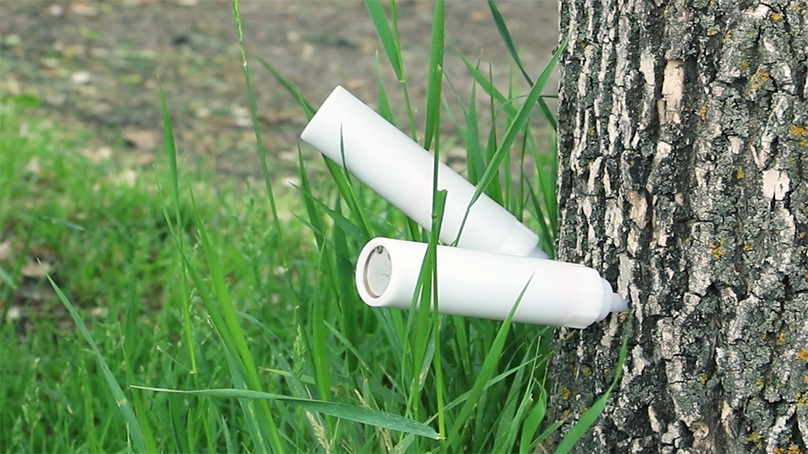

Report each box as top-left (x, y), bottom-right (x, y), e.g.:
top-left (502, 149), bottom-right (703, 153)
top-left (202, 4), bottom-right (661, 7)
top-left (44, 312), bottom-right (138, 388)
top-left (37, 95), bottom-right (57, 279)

top-left (300, 86), bottom-right (548, 259)
top-left (355, 238), bottom-right (627, 329)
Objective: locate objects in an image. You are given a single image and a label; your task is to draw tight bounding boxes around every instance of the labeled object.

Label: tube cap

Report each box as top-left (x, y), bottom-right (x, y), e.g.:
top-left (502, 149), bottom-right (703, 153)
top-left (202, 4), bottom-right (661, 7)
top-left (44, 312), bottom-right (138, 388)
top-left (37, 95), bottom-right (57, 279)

top-left (594, 279), bottom-right (628, 322)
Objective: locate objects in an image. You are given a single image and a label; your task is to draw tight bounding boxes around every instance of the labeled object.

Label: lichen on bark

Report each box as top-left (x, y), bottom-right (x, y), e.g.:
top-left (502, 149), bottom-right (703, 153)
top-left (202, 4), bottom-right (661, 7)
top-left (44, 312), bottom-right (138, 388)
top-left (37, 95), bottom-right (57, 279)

top-left (549, 0), bottom-right (808, 452)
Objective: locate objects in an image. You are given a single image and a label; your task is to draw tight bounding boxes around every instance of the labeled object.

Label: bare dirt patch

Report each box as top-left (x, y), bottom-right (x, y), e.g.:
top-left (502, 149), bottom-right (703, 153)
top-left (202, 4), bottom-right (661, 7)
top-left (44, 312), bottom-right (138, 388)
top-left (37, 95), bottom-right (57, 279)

top-left (1, 0), bottom-right (559, 179)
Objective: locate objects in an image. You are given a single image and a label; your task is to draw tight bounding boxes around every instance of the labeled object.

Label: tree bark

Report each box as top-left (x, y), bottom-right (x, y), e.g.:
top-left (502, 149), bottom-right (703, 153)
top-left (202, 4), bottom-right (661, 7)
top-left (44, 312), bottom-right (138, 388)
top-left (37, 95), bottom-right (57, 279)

top-left (549, 0), bottom-right (808, 452)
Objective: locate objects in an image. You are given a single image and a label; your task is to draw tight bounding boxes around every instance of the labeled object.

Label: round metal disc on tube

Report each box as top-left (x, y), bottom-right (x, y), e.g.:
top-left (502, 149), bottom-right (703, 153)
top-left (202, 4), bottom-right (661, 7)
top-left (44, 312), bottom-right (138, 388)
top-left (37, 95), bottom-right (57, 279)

top-left (364, 245), bottom-right (391, 298)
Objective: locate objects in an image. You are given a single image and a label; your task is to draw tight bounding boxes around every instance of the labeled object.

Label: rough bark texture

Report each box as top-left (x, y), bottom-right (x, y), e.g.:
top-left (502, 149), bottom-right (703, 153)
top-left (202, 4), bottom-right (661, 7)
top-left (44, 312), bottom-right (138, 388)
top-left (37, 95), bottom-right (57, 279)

top-left (549, 0), bottom-right (808, 452)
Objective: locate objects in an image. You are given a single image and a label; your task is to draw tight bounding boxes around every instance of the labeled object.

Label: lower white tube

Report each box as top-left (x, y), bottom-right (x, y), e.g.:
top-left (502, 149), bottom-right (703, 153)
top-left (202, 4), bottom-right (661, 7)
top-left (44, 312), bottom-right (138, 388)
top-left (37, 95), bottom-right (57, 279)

top-left (301, 86), bottom-right (548, 259)
top-left (356, 238), bottom-right (627, 329)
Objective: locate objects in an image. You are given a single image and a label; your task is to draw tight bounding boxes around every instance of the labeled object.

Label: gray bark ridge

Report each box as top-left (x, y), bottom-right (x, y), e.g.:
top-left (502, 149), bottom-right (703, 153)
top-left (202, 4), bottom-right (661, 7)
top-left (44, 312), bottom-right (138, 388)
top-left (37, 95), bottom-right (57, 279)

top-left (550, 0), bottom-right (808, 453)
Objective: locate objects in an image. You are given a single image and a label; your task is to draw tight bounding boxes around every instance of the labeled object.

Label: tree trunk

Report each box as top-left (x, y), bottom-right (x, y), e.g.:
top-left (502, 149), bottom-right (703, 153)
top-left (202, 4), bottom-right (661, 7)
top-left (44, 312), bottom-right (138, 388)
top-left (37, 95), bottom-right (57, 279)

top-left (549, 0), bottom-right (808, 452)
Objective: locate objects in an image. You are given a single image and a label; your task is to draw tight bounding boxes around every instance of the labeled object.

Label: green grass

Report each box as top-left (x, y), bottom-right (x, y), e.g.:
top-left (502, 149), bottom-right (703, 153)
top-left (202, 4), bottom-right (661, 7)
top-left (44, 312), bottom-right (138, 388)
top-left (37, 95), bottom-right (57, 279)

top-left (0, 2), bottom-right (627, 453)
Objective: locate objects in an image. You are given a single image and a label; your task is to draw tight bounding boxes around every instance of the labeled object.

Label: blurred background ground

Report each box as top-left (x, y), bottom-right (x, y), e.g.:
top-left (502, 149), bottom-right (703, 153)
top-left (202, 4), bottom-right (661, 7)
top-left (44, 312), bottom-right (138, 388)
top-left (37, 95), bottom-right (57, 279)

top-left (0, 0), bottom-right (560, 182)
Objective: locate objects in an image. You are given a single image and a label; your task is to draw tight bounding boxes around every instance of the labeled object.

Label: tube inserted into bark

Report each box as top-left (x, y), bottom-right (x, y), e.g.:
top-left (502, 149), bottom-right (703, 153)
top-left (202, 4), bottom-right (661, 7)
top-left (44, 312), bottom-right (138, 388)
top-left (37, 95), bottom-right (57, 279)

top-left (356, 237), bottom-right (627, 329)
top-left (300, 86), bottom-right (548, 259)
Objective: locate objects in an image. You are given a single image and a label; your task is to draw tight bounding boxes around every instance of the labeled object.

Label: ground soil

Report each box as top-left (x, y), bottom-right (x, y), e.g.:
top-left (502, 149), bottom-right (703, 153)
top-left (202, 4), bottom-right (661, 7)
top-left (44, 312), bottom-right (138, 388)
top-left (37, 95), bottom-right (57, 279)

top-left (1, 0), bottom-right (559, 181)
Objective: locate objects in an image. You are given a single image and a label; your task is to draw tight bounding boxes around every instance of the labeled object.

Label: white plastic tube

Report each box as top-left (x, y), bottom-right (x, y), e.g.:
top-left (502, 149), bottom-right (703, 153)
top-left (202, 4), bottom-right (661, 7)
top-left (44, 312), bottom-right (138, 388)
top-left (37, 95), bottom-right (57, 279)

top-left (301, 86), bottom-right (548, 259)
top-left (356, 237), bottom-right (627, 329)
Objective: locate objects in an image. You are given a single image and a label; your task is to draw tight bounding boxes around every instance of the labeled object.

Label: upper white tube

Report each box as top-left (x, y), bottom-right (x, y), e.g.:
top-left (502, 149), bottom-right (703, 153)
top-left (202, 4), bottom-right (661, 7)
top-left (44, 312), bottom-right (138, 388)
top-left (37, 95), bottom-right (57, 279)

top-left (301, 86), bottom-right (548, 259)
top-left (356, 238), bottom-right (627, 329)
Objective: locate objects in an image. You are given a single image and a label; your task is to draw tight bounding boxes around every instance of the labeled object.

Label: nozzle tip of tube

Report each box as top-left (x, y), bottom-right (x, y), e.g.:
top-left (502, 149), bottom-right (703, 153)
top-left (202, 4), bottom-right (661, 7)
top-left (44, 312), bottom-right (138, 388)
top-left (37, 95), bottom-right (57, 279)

top-left (611, 293), bottom-right (628, 313)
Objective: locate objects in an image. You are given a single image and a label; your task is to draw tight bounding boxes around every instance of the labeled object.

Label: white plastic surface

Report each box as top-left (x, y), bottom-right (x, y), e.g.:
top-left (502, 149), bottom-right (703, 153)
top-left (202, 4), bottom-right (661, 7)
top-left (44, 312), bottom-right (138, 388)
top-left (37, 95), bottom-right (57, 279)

top-left (301, 86), bottom-right (548, 259)
top-left (355, 237), bottom-right (627, 329)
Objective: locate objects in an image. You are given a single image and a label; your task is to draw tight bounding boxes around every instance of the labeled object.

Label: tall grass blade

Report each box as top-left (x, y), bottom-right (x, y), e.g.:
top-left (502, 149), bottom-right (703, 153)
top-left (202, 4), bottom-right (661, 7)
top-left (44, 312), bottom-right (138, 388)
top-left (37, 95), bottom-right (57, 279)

top-left (485, 64), bottom-right (505, 205)
top-left (229, 20), bottom-right (319, 448)
top-left (458, 54), bottom-right (515, 116)
top-left (364, 0), bottom-right (402, 81)
top-left (535, 93), bottom-right (557, 132)
top-left (324, 321), bottom-right (373, 372)
top-left (365, 0), bottom-right (418, 140)
top-left (47, 276), bottom-right (150, 454)
top-left (375, 58), bottom-right (397, 124)
top-left (223, 348), bottom-right (271, 453)
top-left (519, 385), bottom-right (548, 454)
top-left (421, 5), bottom-right (447, 429)
top-left (428, 190), bottom-right (447, 438)
top-left (502, 68), bottom-right (517, 211)
top-left (188, 187), bottom-right (285, 453)
top-left (78, 360), bottom-right (101, 452)
top-left (256, 57), bottom-right (315, 120)
top-left (230, 0), bottom-right (286, 259)
top-left (260, 69), bottom-right (374, 245)
top-left (331, 198), bottom-right (360, 371)
top-left (541, 135), bottom-right (559, 236)
top-left (295, 147), bottom-right (344, 307)
top-left (463, 77), bottom-right (485, 185)
top-left (221, 415), bottom-right (236, 454)
top-left (176, 226), bottom-right (269, 452)
top-left (293, 184), bottom-right (367, 243)
top-left (405, 190), bottom-right (446, 421)
top-left (168, 392), bottom-right (192, 453)
top-left (532, 418), bottom-right (564, 449)
top-left (132, 387), bottom-right (440, 440)
top-left (515, 124), bottom-right (529, 217)
top-left (442, 71), bottom-right (482, 185)
top-left (444, 275), bottom-right (534, 449)
top-left (525, 180), bottom-right (554, 259)
top-left (553, 332), bottom-right (630, 454)
top-left (322, 154), bottom-right (374, 239)
top-left (425, 354), bottom-right (541, 423)
top-left (459, 50), bottom-right (556, 132)
top-left (407, 88), bottom-right (450, 421)
top-left (487, 0), bottom-right (532, 85)
top-left (36, 215), bottom-right (88, 232)
top-left (492, 336), bottom-right (546, 453)
top-left (257, 48), bottom-right (378, 267)
top-left (240, 312), bottom-right (330, 443)
top-left (296, 147), bottom-right (327, 249)
top-left (158, 83), bottom-right (196, 374)
top-left (491, 358), bottom-right (527, 452)
top-left (485, 0), bottom-right (558, 128)
top-left (338, 128), bottom-right (373, 240)
top-left (467, 35), bottom-right (568, 210)
top-left (159, 84), bottom-right (180, 229)
top-left (308, 253), bottom-right (332, 404)
top-left (423, 0), bottom-right (444, 150)
top-left (121, 275), bottom-right (158, 453)
top-left (392, 433), bottom-right (416, 454)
